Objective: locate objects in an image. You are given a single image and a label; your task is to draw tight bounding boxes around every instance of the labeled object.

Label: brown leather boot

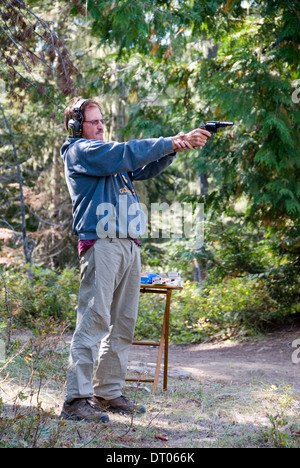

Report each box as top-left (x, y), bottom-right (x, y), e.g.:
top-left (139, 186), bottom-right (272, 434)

top-left (93, 395), bottom-right (146, 414)
top-left (60, 398), bottom-right (109, 423)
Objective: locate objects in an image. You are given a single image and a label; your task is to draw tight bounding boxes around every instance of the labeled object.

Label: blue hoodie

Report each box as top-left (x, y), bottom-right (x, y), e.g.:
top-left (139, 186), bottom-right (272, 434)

top-left (61, 136), bottom-right (175, 240)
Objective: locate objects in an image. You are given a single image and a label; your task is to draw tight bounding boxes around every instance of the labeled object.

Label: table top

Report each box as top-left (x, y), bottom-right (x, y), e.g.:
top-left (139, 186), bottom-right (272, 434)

top-left (140, 283), bottom-right (183, 291)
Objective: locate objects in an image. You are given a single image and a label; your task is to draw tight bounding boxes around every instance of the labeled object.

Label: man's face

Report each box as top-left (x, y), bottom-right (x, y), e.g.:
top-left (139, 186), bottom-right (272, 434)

top-left (81, 105), bottom-right (104, 141)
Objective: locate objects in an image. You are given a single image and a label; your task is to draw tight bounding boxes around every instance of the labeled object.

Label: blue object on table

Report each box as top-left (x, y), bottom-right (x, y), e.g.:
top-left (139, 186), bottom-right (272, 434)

top-left (141, 273), bottom-right (161, 284)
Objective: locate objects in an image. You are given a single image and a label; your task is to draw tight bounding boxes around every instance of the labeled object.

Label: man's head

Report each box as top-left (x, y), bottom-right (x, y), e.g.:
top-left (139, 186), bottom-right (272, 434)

top-left (64, 97), bottom-right (104, 140)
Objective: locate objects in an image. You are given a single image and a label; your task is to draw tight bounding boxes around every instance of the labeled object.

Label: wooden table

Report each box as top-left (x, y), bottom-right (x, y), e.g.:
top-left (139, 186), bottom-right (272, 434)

top-left (126, 283), bottom-right (182, 392)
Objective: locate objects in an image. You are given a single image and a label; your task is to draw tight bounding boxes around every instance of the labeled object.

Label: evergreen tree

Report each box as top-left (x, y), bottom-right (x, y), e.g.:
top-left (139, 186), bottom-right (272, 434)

top-left (0, 0), bottom-right (81, 267)
top-left (76, 0), bottom-right (299, 306)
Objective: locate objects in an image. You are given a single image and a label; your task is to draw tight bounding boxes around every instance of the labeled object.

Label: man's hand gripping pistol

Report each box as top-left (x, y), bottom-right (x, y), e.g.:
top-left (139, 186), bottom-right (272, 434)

top-left (174, 121), bottom-right (234, 151)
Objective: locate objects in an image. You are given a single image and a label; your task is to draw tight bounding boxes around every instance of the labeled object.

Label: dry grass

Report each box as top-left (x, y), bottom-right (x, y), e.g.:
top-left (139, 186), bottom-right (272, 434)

top-left (0, 330), bottom-right (300, 448)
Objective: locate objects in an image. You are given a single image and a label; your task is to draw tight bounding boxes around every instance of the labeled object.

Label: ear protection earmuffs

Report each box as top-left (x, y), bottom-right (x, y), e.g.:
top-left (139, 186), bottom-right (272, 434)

top-left (68, 98), bottom-right (87, 138)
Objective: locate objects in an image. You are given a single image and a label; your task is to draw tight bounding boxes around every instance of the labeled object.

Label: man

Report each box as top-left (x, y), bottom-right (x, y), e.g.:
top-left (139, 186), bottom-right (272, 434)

top-left (60, 97), bottom-right (211, 423)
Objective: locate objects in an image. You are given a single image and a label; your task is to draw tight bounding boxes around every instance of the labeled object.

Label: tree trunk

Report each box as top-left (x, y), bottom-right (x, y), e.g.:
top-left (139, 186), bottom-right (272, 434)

top-left (0, 104), bottom-right (34, 284)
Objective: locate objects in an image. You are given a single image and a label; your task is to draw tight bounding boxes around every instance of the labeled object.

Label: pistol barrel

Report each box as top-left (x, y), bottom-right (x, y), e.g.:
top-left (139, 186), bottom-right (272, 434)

top-left (202, 120), bottom-right (234, 133)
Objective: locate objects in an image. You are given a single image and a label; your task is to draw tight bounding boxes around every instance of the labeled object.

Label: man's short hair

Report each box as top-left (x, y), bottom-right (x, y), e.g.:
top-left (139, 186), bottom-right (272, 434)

top-left (64, 97), bottom-right (102, 132)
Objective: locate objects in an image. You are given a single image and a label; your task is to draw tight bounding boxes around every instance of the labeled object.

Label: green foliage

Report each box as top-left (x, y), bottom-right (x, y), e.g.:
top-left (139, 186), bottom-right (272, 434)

top-left (136, 276), bottom-right (291, 344)
top-left (0, 266), bottom-right (79, 329)
top-left (1, 264), bottom-right (298, 346)
top-left (264, 413), bottom-right (290, 448)
top-left (0, 0), bottom-right (299, 342)
top-left (78, 0), bottom-right (300, 300)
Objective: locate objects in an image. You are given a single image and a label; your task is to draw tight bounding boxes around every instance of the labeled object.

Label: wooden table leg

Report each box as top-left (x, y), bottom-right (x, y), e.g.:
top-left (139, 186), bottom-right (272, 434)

top-left (152, 289), bottom-right (172, 392)
top-left (163, 289), bottom-right (171, 391)
top-left (152, 314), bottom-right (165, 392)
top-left (133, 285), bottom-right (181, 392)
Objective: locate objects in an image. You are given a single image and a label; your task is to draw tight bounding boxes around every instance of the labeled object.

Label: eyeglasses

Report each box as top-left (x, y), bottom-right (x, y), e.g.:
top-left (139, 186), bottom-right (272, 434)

top-left (83, 119), bottom-right (106, 126)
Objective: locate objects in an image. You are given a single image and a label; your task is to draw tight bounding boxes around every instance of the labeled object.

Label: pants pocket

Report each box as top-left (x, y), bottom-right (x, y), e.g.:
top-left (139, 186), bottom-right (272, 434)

top-left (80, 248), bottom-right (95, 284)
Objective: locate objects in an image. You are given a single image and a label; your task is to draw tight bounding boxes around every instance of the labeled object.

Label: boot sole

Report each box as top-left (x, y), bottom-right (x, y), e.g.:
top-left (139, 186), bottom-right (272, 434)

top-left (94, 404), bottom-right (146, 415)
top-left (60, 410), bottom-right (109, 423)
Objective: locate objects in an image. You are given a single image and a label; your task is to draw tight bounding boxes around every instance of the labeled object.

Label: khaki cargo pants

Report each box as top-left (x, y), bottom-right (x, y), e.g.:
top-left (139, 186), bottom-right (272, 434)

top-left (65, 238), bottom-right (141, 402)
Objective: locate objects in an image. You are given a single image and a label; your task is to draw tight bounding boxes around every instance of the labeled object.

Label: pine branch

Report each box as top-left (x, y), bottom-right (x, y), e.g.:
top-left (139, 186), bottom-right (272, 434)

top-left (0, 22), bottom-right (31, 72)
top-left (286, 0), bottom-right (300, 26)
top-left (0, 0), bottom-right (78, 97)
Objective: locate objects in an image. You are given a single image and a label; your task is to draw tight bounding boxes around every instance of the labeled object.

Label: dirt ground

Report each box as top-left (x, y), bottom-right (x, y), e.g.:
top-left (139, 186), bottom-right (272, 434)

top-left (128, 325), bottom-right (300, 390)
top-left (1, 324), bottom-right (300, 447)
